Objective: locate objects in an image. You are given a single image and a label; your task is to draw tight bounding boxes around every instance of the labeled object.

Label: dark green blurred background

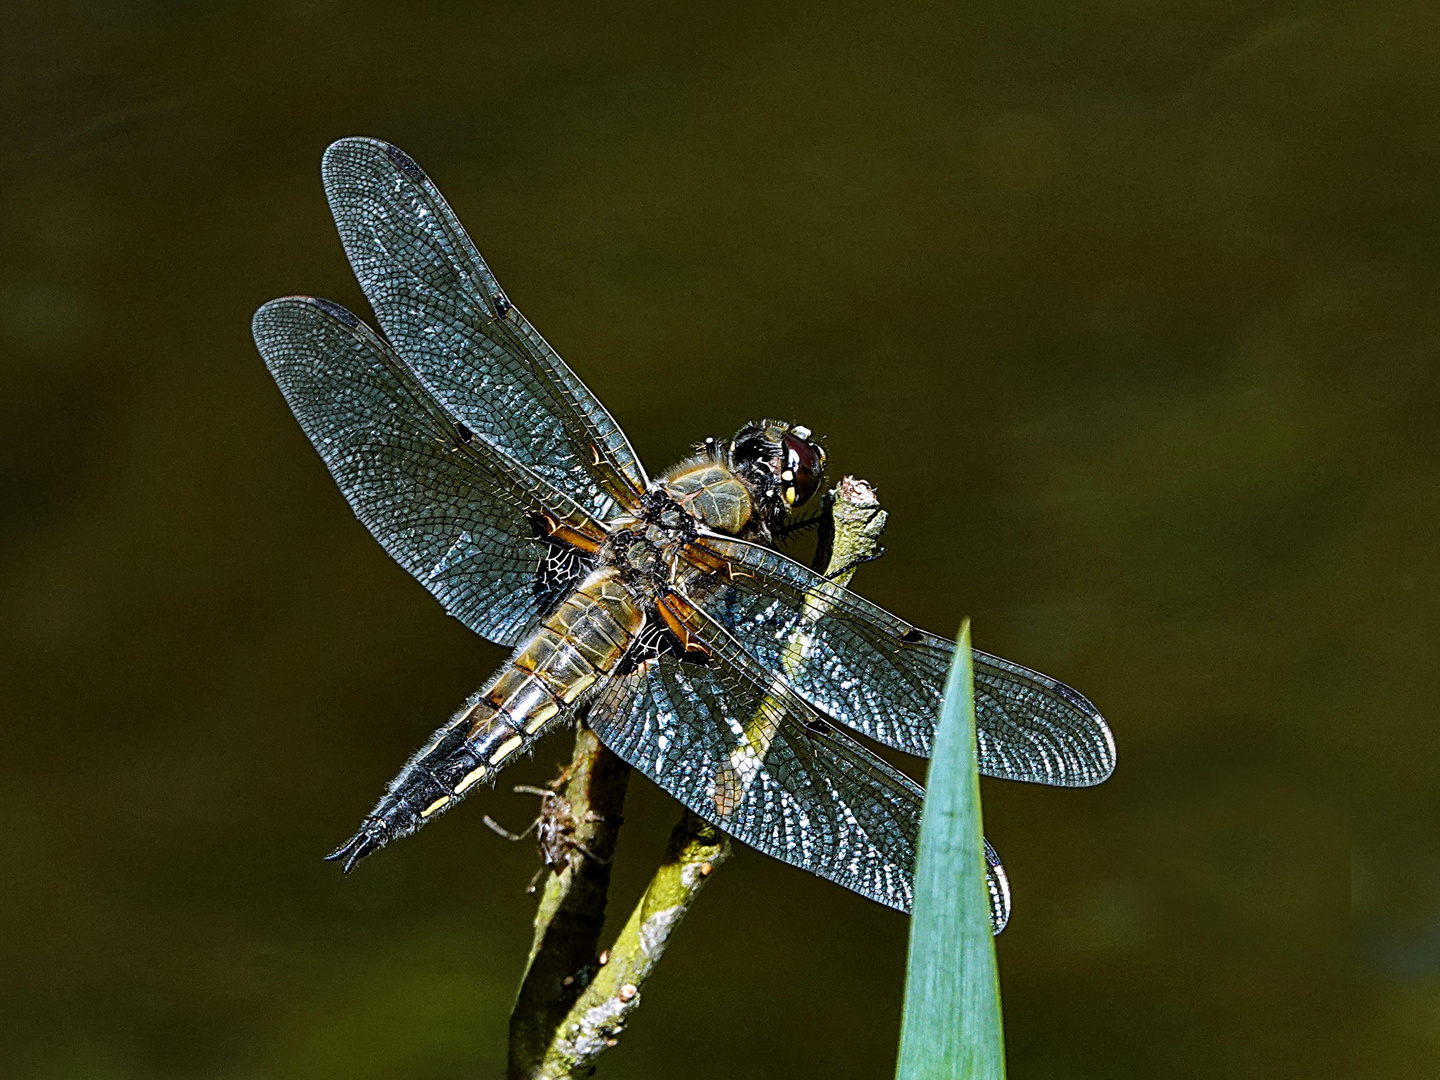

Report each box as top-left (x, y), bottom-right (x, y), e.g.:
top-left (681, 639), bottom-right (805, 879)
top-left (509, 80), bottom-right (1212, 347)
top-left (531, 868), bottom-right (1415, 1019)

top-left (1, 1), bottom-right (1425, 1076)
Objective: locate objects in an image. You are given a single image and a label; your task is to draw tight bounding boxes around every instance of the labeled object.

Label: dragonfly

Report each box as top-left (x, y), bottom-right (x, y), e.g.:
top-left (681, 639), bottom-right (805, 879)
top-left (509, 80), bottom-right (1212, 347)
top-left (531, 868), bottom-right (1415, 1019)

top-left (253, 138), bottom-right (1115, 934)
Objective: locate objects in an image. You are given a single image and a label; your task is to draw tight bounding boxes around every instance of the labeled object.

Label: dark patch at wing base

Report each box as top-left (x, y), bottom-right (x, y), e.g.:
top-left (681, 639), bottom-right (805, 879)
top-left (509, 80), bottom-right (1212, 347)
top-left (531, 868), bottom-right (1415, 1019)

top-left (525, 512), bottom-right (596, 616)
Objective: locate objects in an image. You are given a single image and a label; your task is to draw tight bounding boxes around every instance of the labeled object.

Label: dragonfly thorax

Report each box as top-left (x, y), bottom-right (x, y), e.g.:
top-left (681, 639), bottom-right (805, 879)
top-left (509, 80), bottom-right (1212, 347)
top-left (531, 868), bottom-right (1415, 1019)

top-left (660, 458), bottom-right (755, 536)
top-left (600, 490), bottom-right (698, 603)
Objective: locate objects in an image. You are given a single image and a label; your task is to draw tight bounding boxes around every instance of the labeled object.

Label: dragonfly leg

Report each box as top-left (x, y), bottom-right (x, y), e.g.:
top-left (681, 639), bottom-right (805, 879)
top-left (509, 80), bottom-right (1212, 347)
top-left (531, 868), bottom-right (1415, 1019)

top-left (824, 545), bottom-right (886, 581)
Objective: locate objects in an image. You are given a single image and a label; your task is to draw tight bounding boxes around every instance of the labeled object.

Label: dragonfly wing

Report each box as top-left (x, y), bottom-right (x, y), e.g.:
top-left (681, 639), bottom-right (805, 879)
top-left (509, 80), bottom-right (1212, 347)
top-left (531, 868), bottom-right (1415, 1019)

top-left (584, 600), bottom-right (1011, 929)
top-left (254, 296), bottom-right (604, 647)
top-left (983, 837), bottom-right (1011, 934)
top-left (971, 648), bottom-right (1115, 788)
top-left (321, 137), bottom-right (648, 521)
top-left (689, 534), bottom-right (1115, 787)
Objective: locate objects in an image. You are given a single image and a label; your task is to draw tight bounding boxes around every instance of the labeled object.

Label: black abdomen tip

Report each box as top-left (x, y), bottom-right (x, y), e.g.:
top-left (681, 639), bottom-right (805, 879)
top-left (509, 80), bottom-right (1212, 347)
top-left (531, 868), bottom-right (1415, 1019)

top-left (326, 829), bottom-right (381, 874)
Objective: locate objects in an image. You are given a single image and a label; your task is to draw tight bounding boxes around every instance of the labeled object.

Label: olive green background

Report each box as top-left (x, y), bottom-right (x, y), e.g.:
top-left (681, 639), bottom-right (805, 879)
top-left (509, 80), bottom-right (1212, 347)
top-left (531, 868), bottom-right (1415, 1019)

top-left (0, 2), bottom-right (1423, 1077)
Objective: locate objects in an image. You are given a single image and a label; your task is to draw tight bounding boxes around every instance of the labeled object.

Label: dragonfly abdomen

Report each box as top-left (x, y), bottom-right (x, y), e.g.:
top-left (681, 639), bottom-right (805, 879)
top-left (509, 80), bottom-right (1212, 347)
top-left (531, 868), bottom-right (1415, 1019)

top-left (327, 567), bottom-right (645, 872)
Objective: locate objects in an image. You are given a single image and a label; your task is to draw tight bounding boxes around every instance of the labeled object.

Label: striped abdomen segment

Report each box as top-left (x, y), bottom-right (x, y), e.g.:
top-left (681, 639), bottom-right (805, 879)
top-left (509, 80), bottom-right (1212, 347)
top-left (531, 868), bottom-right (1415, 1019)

top-left (328, 567), bottom-right (643, 871)
top-left (460, 566), bottom-right (644, 761)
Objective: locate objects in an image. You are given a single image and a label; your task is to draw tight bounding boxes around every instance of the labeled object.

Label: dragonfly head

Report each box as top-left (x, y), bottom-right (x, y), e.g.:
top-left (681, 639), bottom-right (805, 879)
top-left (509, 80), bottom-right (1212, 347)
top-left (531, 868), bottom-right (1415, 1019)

top-left (729, 420), bottom-right (828, 522)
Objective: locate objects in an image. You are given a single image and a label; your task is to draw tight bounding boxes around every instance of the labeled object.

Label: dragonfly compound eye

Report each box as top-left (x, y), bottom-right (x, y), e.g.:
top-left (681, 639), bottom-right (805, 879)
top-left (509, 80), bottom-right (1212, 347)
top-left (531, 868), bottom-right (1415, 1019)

top-left (781, 428), bottom-right (826, 508)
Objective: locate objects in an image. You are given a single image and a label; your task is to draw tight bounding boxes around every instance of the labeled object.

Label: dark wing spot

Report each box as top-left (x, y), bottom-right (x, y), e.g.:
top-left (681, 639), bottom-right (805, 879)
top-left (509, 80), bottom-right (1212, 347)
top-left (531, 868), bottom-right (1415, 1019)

top-left (455, 421), bottom-right (475, 445)
top-left (1055, 680), bottom-right (1099, 713)
top-left (384, 143), bottom-right (429, 185)
top-left (313, 298), bottom-right (359, 327)
top-left (898, 628), bottom-right (924, 643)
top-left (493, 292), bottom-right (512, 318)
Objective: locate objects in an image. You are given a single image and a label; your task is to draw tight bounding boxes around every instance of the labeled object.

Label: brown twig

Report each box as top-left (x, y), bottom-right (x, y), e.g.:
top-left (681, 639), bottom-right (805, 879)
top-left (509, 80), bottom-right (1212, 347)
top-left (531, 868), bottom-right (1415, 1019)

top-left (507, 476), bottom-right (887, 1079)
top-left (531, 812), bottom-right (730, 1077)
top-left (507, 725), bottom-right (631, 1078)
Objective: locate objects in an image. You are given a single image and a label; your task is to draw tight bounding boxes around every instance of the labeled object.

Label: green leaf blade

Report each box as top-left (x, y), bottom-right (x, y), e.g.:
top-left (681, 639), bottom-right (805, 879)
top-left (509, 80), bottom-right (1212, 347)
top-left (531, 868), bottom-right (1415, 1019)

top-left (895, 620), bottom-right (1006, 1080)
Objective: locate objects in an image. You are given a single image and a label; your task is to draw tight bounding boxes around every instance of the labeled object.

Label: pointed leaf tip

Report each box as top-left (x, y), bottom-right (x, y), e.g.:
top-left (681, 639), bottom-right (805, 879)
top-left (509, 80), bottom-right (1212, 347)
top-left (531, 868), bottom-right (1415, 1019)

top-left (895, 618), bottom-right (1006, 1080)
